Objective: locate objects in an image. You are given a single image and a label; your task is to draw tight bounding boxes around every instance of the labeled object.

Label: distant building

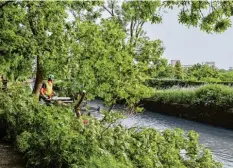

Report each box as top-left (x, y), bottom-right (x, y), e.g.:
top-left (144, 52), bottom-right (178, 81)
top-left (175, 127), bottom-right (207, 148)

top-left (182, 65), bottom-right (192, 69)
top-left (204, 61), bottom-right (215, 68)
top-left (170, 60), bottom-right (180, 66)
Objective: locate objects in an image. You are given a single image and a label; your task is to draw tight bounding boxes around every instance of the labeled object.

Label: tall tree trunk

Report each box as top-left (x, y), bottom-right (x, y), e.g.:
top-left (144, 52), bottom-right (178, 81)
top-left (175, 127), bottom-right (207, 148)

top-left (32, 56), bottom-right (43, 97)
top-left (74, 91), bottom-right (86, 118)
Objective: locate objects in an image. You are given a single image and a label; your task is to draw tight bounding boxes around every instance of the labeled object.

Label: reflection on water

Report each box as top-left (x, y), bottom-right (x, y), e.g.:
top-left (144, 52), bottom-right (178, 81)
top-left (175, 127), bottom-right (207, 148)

top-left (121, 111), bottom-right (233, 168)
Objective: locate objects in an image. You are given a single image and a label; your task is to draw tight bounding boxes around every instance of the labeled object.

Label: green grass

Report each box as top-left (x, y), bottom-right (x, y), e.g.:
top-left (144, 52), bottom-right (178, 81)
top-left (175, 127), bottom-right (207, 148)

top-left (152, 84), bottom-right (233, 108)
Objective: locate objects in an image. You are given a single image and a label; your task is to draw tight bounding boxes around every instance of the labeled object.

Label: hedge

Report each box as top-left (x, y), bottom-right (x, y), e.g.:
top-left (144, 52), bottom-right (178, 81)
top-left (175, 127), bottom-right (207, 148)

top-left (147, 78), bottom-right (233, 89)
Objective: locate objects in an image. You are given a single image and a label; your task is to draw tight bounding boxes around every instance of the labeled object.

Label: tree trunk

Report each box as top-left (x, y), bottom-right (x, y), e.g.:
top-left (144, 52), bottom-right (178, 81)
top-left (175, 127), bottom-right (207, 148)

top-left (32, 56), bottom-right (43, 97)
top-left (74, 91), bottom-right (86, 118)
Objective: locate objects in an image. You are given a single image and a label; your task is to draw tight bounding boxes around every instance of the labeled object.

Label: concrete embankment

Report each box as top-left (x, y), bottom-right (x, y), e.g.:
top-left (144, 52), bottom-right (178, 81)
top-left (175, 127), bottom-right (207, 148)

top-left (141, 100), bottom-right (233, 129)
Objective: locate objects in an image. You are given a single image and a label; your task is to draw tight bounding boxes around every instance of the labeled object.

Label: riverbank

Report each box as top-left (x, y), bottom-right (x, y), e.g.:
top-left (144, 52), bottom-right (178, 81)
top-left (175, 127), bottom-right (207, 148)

top-left (0, 87), bottom-right (222, 167)
top-left (142, 84), bottom-right (233, 129)
top-left (142, 101), bottom-right (233, 129)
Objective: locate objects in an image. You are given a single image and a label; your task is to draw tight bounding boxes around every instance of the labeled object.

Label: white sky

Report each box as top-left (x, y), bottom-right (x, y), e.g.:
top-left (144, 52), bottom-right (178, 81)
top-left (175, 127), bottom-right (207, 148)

top-left (143, 8), bottom-right (233, 69)
top-left (69, 3), bottom-right (233, 69)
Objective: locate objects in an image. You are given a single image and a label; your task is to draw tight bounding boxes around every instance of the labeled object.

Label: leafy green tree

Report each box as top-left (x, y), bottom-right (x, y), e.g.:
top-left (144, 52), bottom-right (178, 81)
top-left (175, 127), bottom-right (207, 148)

top-left (103, 1), bottom-right (166, 78)
top-left (219, 70), bottom-right (233, 82)
top-left (163, 1), bottom-right (233, 33)
top-left (1, 0), bottom-right (233, 106)
top-left (185, 63), bottom-right (219, 81)
top-left (0, 1), bottom-right (68, 95)
top-left (157, 63), bottom-right (175, 79)
top-left (63, 19), bottom-right (154, 110)
top-left (174, 61), bottom-right (183, 79)
top-left (0, 1), bottom-right (102, 96)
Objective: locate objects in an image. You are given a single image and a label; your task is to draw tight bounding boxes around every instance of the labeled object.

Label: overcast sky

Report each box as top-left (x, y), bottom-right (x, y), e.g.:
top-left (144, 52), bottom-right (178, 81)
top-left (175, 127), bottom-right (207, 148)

top-left (143, 9), bottom-right (233, 69)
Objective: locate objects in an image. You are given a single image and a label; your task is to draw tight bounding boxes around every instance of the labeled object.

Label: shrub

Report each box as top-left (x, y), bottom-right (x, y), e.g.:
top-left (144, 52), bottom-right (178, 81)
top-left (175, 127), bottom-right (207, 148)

top-left (152, 84), bottom-right (233, 109)
top-left (153, 87), bottom-right (196, 104)
top-left (194, 84), bottom-right (233, 108)
top-left (147, 78), bottom-right (233, 89)
top-left (0, 87), bottom-right (222, 168)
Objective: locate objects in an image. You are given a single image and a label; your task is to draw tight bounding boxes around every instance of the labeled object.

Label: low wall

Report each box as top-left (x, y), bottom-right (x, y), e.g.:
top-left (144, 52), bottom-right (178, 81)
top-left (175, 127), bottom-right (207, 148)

top-left (141, 100), bottom-right (233, 129)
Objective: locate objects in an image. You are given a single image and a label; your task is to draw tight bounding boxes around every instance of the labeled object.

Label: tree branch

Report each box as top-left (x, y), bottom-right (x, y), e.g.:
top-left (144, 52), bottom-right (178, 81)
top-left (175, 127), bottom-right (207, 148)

top-left (27, 4), bottom-right (38, 36)
top-left (103, 5), bottom-right (114, 16)
top-left (111, 0), bottom-right (115, 16)
top-left (198, 2), bottom-right (204, 18)
top-left (129, 18), bottom-right (134, 45)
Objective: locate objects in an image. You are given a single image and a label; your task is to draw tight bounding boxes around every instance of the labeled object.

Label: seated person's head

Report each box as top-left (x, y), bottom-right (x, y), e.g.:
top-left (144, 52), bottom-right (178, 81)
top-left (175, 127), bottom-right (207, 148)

top-left (48, 74), bottom-right (54, 82)
top-left (48, 78), bottom-right (52, 82)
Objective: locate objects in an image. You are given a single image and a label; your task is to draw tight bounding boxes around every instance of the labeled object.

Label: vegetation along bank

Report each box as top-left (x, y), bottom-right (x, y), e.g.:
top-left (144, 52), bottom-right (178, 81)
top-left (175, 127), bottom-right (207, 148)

top-left (0, 86), bottom-right (222, 168)
top-left (142, 84), bottom-right (233, 129)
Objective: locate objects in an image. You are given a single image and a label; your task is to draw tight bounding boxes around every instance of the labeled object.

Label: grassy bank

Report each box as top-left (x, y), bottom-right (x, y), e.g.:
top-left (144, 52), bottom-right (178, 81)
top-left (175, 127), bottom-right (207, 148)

top-left (152, 84), bottom-right (233, 109)
top-left (0, 86), bottom-right (222, 168)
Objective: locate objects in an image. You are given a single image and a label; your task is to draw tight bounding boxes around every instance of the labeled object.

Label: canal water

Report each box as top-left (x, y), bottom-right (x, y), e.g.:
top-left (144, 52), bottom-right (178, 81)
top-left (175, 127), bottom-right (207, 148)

top-left (121, 110), bottom-right (233, 168)
top-left (88, 100), bottom-right (233, 168)
top-left (28, 81), bottom-right (233, 167)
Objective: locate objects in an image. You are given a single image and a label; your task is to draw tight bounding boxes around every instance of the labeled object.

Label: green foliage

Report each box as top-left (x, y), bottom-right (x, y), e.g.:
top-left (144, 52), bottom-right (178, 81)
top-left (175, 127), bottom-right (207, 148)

top-left (219, 70), bottom-right (233, 82)
top-left (1, 0), bottom-right (233, 108)
top-left (152, 84), bottom-right (233, 109)
top-left (85, 155), bottom-right (131, 168)
top-left (195, 84), bottom-right (233, 108)
top-left (185, 64), bottom-right (219, 81)
top-left (147, 78), bottom-right (206, 89)
top-left (147, 78), bottom-right (233, 89)
top-left (163, 1), bottom-right (233, 33)
top-left (153, 87), bottom-right (196, 105)
top-left (157, 63), bottom-right (175, 78)
top-left (0, 87), bottom-right (222, 168)
top-left (174, 61), bottom-right (183, 79)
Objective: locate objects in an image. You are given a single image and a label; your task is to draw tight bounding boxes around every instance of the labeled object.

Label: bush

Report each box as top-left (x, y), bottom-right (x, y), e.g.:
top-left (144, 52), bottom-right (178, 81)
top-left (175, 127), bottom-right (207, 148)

top-left (152, 84), bottom-right (233, 109)
top-left (147, 78), bottom-right (233, 89)
top-left (154, 87), bottom-right (196, 104)
top-left (0, 87), bottom-right (222, 168)
top-left (194, 84), bottom-right (233, 108)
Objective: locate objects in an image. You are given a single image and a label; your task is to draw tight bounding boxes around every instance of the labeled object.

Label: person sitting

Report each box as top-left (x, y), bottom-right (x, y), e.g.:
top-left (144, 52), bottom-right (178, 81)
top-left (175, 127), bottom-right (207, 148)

top-left (39, 75), bottom-right (56, 104)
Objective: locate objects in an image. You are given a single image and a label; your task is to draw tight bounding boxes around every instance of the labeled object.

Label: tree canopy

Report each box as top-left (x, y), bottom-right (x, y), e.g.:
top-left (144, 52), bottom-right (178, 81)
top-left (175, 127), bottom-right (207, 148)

top-left (1, 0), bottom-right (233, 107)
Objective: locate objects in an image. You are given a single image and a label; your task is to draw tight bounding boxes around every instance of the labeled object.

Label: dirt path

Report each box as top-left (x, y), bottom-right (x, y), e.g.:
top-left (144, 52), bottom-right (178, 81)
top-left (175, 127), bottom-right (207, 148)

top-left (0, 141), bottom-right (25, 168)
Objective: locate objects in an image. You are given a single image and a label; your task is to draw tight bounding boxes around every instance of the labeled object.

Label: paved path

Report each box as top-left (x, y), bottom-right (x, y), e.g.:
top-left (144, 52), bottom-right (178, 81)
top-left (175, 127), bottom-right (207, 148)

top-left (0, 141), bottom-right (25, 168)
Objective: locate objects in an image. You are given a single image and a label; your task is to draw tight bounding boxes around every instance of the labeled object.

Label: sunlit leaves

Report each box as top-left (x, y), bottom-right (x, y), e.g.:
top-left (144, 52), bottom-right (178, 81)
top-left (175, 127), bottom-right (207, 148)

top-left (170, 0), bottom-right (233, 33)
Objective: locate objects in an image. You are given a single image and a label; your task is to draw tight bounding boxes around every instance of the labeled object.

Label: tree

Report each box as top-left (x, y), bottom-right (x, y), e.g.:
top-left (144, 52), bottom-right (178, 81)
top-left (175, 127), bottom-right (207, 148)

top-left (0, 1), bottom-right (102, 97)
top-left (157, 62), bottom-right (175, 79)
top-left (64, 19), bottom-right (154, 110)
top-left (185, 63), bottom-right (219, 81)
top-left (219, 70), bottom-right (233, 82)
top-left (174, 61), bottom-right (183, 79)
top-left (163, 0), bottom-right (233, 33)
top-left (1, 0), bottom-right (233, 104)
top-left (103, 1), bottom-right (166, 77)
